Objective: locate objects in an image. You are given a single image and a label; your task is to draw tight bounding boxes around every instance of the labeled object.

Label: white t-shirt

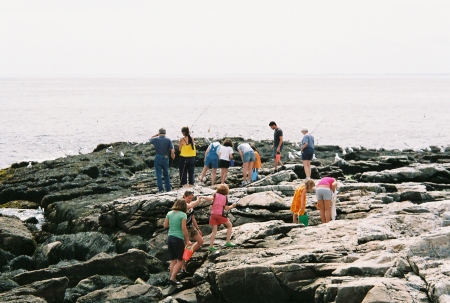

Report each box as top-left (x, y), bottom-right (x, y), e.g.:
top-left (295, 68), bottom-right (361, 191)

top-left (237, 143), bottom-right (253, 154)
top-left (219, 146), bottom-right (234, 161)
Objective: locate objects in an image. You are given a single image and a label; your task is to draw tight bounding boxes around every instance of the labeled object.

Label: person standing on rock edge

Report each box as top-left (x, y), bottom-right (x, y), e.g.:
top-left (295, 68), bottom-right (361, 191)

top-left (149, 128), bottom-right (175, 193)
top-left (163, 199), bottom-right (192, 285)
top-left (198, 184), bottom-right (237, 251)
top-left (269, 121), bottom-right (284, 172)
top-left (300, 127), bottom-right (314, 180)
top-left (315, 177), bottom-right (337, 224)
top-left (178, 126), bottom-right (196, 188)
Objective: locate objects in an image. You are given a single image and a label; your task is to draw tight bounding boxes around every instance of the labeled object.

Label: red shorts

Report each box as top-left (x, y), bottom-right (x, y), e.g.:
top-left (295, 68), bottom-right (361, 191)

top-left (209, 214), bottom-right (229, 225)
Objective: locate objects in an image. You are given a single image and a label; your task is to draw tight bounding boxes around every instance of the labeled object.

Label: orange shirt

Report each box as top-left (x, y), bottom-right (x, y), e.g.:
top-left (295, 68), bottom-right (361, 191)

top-left (253, 151), bottom-right (262, 169)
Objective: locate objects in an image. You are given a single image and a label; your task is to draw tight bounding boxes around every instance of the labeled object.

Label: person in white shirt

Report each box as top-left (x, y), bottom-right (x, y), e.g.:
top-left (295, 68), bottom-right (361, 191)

top-left (218, 138), bottom-right (234, 184)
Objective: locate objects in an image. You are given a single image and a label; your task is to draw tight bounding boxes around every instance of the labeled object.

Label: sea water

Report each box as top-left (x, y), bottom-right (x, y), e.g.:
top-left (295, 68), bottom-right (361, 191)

top-left (1, 75), bottom-right (449, 169)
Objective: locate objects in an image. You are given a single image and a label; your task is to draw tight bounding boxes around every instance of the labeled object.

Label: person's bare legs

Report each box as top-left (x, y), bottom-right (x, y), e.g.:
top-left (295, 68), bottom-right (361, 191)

top-left (248, 162), bottom-right (254, 182)
top-left (323, 200), bottom-right (332, 223)
top-left (242, 162), bottom-right (249, 183)
top-left (211, 168), bottom-right (217, 185)
top-left (292, 213), bottom-right (298, 223)
top-left (303, 160), bottom-right (311, 179)
top-left (224, 221), bottom-right (233, 242)
top-left (318, 200), bottom-right (332, 223)
top-left (170, 259), bottom-right (183, 281)
top-left (200, 166), bottom-right (209, 182)
top-left (221, 168), bottom-right (228, 184)
top-left (192, 232), bottom-right (204, 253)
top-left (209, 225), bottom-right (218, 247)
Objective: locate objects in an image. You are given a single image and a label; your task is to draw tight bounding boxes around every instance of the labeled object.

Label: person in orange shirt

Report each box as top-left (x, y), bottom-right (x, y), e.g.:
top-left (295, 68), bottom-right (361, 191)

top-left (251, 144), bottom-right (261, 181)
top-left (290, 180), bottom-right (315, 223)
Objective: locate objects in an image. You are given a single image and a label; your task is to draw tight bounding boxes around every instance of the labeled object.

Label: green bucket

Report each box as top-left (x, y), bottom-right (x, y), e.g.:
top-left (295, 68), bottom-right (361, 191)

top-left (298, 213), bottom-right (309, 226)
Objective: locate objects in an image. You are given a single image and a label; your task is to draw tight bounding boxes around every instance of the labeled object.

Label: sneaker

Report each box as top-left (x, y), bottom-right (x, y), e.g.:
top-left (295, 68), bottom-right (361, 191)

top-left (208, 246), bottom-right (217, 252)
top-left (168, 279), bottom-right (180, 286)
top-left (242, 181), bottom-right (247, 186)
top-left (225, 242), bottom-right (236, 247)
top-left (179, 269), bottom-right (187, 274)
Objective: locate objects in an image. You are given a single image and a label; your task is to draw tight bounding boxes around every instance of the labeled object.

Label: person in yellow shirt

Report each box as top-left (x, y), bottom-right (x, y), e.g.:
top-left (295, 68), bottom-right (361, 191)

top-left (179, 126), bottom-right (196, 188)
top-left (290, 180), bottom-right (315, 223)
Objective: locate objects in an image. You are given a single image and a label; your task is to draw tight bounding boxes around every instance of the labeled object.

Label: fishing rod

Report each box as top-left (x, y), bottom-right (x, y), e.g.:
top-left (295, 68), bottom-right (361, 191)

top-left (190, 99), bottom-right (215, 133)
top-left (310, 116), bottom-right (327, 134)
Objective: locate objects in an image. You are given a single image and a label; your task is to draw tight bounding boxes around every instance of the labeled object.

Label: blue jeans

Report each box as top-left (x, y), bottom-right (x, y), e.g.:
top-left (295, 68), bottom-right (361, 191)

top-left (154, 154), bottom-right (171, 192)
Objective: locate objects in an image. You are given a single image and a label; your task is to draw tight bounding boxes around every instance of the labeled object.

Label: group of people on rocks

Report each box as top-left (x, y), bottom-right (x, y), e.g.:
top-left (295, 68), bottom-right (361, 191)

top-left (149, 125), bottom-right (265, 191)
top-left (157, 121), bottom-right (338, 286)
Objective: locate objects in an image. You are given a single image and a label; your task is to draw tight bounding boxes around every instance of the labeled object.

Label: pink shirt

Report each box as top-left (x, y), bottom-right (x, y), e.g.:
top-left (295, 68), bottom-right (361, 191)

top-left (317, 177), bottom-right (335, 188)
top-left (211, 193), bottom-right (227, 215)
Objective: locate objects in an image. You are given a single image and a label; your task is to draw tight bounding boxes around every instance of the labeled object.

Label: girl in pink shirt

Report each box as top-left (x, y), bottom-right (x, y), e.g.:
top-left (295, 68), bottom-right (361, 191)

top-left (199, 184), bottom-right (237, 251)
top-left (315, 177), bottom-right (337, 223)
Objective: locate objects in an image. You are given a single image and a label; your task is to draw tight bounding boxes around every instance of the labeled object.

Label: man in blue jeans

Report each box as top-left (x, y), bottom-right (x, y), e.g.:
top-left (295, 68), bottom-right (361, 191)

top-left (149, 128), bottom-right (175, 193)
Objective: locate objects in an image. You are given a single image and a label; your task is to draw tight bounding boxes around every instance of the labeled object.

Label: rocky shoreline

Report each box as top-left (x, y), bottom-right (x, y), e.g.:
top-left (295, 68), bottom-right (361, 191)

top-left (1, 138), bottom-right (450, 303)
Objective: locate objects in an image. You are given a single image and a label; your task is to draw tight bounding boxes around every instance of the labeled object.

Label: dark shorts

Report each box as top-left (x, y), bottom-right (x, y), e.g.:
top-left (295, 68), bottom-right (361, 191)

top-left (219, 159), bottom-right (230, 168)
top-left (209, 214), bottom-right (229, 225)
top-left (188, 226), bottom-right (199, 238)
top-left (302, 147), bottom-right (314, 160)
top-left (167, 235), bottom-right (184, 261)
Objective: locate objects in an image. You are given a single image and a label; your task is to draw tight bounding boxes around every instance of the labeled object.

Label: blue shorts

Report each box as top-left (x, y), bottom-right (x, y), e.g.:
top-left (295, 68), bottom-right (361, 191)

top-left (302, 147), bottom-right (314, 160)
top-left (167, 235), bottom-right (184, 261)
top-left (204, 155), bottom-right (219, 168)
top-left (243, 151), bottom-right (256, 163)
top-left (272, 146), bottom-right (283, 159)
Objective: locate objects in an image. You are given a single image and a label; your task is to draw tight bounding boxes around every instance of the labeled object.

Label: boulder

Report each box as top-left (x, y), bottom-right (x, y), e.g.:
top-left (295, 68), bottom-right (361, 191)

top-left (13, 249), bottom-right (164, 287)
top-left (0, 216), bottom-right (36, 256)
top-left (64, 275), bottom-right (134, 303)
top-left (0, 277), bottom-right (68, 303)
top-left (75, 284), bottom-right (163, 303)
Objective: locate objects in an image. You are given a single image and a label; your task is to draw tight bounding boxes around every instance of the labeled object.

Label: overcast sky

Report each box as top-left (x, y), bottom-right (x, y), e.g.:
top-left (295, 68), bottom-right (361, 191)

top-left (1, 0), bottom-right (449, 77)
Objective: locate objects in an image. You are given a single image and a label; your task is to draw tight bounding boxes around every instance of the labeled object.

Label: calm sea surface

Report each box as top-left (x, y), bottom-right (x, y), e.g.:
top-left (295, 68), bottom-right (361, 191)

top-left (1, 76), bottom-right (449, 169)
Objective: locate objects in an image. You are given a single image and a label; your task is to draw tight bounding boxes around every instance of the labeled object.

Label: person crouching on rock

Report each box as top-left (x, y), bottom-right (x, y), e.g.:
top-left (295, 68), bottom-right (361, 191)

top-left (290, 180), bottom-right (315, 223)
top-left (198, 184), bottom-right (237, 251)
top-left (181, 190), bottom-right (204, 273)
top-left (315, 177), bottom-right (337, 223)
top-left (163, 199), bottom-right (192, 285)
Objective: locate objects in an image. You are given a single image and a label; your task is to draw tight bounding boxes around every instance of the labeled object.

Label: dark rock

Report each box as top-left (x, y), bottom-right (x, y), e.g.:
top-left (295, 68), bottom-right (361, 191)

top-left (33, 232), bottom-right (115, 269)
top-left (0, 278), bottom-right (19, 293)
top-left (0, 277), bottom-right (68, 303)
top-left (0, 216), bottom-right (36, 256)
top-left (14, 249), bottom-right (164, 287)
top-left (64, 275), bottom-right (134, 303)
top-left (9, 255), bottom-right (34, 271)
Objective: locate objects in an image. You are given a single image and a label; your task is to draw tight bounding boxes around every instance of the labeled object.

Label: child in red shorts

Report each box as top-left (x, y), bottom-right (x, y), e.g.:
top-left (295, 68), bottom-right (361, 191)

top-left (198, 184), bottom-right (237, 251)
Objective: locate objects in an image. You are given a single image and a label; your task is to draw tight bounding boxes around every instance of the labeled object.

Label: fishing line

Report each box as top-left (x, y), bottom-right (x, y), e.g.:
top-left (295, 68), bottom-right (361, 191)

top-left (310, 116), bottom-right (327, 134)
top-left (191, 99), bottom-right (215, 133)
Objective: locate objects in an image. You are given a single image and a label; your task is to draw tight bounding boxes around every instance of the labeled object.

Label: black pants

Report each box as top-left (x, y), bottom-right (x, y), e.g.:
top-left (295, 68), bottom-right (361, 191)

top-left (179, 156), bottom-right (195, 186)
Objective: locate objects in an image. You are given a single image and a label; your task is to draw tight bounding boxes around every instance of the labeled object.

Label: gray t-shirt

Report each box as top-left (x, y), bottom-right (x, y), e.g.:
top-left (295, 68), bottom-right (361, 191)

top-left (149, 136), bottom-right (174, 156)
top-left (302, 134), bottom-right (314, 149)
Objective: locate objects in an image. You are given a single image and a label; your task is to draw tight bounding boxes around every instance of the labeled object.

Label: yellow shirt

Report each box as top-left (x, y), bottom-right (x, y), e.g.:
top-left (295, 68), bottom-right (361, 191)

top-left (290, 184), bottom-right (306, 214)
top-left (180, 144), bottom-right (196, 157)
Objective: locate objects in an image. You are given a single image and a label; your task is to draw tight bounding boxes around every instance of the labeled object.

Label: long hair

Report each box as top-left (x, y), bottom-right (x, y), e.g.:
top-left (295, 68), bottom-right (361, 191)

top-left (172, 199), bottom-right (188, 213)
top-left (250, 144), bottom-right (259, 153)
top-left (181, 126), bottom-right (194, 148)
top-left (305, 179), bottom-right (315, 191)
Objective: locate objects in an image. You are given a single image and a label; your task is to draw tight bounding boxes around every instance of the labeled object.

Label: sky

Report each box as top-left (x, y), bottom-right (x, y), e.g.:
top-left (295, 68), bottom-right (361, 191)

top-left (1, 0), bottom-right (450, 77)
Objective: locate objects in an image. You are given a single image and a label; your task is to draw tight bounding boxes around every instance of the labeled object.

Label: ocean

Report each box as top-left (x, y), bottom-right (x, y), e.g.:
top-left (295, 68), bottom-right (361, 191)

top-left (1, 76), bottom-right (449, 169)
